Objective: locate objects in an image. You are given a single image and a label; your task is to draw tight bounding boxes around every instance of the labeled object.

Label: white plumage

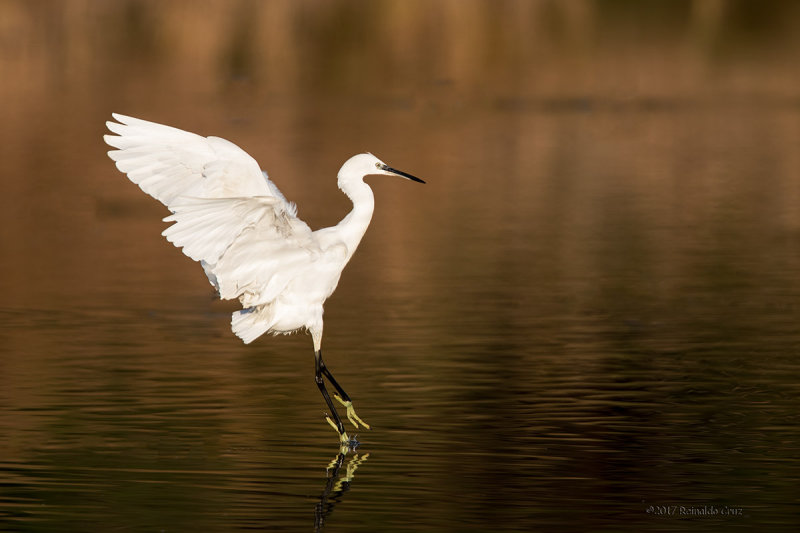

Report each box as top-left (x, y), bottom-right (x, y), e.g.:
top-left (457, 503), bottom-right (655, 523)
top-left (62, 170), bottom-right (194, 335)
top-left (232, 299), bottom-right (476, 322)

top-left (104, 113), bottom-right (424, 443)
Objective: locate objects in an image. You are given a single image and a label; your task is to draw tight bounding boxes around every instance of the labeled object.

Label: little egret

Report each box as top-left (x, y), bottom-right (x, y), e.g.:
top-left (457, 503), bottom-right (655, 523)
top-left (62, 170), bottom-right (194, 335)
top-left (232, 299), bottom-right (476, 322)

top-left (104, 114), bottom-right (424, 445)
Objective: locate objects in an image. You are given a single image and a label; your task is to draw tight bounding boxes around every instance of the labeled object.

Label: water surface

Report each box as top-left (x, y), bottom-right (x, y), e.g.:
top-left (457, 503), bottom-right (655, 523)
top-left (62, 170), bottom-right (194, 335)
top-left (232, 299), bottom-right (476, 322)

top-left (1, 1), bottom-right (800, 531)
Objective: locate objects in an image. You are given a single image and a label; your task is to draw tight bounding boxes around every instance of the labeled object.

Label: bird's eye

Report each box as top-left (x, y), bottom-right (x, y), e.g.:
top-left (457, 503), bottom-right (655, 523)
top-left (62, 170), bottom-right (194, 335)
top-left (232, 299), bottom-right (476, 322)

top-left (375, 162), bottom-right (381, 169)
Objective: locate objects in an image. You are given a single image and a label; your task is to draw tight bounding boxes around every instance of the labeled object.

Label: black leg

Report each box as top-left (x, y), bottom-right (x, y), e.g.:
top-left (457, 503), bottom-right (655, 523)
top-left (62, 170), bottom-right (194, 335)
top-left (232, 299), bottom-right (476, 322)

top-left (318, 356), bottom-right (352, 403)
top-left (315, 350), bottom-right (345, 435)
top-left (316, 350), bottom-right (370, 431)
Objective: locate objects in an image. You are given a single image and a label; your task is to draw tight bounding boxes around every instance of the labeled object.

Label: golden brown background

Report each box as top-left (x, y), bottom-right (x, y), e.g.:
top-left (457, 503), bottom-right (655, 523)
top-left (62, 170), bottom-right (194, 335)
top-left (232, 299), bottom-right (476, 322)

top-left (1, 1), bottom-right (799, 531)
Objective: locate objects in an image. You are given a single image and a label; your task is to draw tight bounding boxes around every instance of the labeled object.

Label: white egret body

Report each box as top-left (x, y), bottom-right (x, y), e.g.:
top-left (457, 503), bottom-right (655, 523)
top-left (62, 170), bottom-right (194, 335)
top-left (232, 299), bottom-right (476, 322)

top-left (104, 114), bottom-right (424, 444)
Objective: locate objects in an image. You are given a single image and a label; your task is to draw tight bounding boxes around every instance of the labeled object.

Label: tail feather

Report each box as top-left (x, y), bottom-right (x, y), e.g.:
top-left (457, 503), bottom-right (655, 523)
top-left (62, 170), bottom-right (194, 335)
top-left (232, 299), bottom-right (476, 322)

top-left (231, 306), bottom-right (271, 344)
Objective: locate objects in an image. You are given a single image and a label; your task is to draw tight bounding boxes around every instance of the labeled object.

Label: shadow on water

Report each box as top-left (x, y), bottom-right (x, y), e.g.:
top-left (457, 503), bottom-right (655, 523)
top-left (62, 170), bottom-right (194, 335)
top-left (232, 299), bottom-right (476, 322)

top-left (315, 452), bottom-right (370, 532)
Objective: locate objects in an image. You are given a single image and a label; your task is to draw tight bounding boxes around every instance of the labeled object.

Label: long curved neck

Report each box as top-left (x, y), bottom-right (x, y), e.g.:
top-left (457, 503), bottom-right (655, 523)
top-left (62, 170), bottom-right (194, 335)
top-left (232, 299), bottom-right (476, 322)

top-left (336, 176), bottom-right (375, 260)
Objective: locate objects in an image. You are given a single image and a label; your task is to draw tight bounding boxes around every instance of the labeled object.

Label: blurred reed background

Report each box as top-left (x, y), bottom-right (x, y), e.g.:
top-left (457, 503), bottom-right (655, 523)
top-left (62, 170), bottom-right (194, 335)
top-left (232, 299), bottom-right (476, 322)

top-left (1, 0), bottom-right (800, 308)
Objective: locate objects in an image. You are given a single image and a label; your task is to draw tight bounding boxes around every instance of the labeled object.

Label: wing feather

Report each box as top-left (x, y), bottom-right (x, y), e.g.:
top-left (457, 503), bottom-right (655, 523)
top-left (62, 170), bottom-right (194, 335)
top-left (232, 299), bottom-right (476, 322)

top-left (105, 114), bottom-right (319, 321)
top-left (162, 196), bottom-right (320, 307)
top-left (104, 113), bottom-right (295, 213)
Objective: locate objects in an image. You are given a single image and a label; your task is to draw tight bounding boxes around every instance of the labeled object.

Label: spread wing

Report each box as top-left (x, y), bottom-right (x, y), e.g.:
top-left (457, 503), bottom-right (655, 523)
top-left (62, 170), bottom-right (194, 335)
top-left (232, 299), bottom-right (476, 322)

top-left (162, 196), bottom-right (323, 307)
top-left (104, 113), bottom-right (297, 216)
top-left (105, 113), bottom-right (316, 309)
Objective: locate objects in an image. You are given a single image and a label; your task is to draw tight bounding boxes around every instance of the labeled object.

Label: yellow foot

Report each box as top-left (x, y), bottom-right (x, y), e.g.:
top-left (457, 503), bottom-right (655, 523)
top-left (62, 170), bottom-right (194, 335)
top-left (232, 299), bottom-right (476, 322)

top-left (325, 415), bottom-right (351, 445)
top-left (334, 393), bottom-right (371, 430)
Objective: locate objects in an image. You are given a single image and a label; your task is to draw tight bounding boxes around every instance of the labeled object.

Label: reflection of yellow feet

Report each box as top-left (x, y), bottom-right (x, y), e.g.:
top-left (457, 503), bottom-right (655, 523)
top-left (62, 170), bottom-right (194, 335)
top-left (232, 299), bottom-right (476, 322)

top-left (334, 453), bottom-right (369, 491)
top-left (325, 453), bottom-right (370, 491)
top-left (344, 453), bottom-right (369, 481)
top-left (333, 394), bottom-right (371, 430)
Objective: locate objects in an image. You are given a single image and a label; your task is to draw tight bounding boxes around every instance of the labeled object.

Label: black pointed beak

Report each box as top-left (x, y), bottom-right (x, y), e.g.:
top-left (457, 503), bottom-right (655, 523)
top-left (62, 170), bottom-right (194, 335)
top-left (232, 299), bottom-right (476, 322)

top-left (381, 164), bottom-right (426, 184)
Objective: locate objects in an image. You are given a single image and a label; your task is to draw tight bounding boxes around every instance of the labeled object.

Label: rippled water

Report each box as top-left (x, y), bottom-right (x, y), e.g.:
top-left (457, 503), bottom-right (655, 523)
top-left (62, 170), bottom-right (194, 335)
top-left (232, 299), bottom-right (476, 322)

top-left (2, 2), bottom-right (800, 531)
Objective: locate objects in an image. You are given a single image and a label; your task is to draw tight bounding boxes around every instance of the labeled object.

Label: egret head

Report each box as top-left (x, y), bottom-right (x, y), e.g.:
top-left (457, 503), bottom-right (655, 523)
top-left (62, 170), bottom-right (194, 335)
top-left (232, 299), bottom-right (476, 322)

top-left (339, 153), bottom-right (425, 185)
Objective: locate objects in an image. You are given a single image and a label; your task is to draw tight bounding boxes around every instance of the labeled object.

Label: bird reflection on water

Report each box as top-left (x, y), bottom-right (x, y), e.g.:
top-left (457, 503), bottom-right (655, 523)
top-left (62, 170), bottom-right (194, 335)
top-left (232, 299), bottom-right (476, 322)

top-left (315, 451), bottom-right (370, 531)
